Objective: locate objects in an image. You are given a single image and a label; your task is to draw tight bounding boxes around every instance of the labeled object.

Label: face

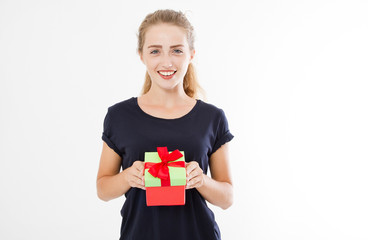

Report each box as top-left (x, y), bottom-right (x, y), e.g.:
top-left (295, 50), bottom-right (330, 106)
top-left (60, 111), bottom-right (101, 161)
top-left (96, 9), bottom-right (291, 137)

top-left (139, 23), bottom-right (195, 92)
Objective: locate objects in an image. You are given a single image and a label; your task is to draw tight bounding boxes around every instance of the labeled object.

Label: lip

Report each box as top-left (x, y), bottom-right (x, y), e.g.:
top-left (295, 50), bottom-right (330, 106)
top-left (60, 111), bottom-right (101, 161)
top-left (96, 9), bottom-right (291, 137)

top-left (157, 70), bottom-right (177, 80)
top-left (158, 70), bottom-right (176, 72)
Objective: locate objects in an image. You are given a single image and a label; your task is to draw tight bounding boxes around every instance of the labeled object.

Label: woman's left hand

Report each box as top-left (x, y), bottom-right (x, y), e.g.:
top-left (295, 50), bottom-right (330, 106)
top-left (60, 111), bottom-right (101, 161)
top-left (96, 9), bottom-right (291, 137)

top-left (185, 161), bottom-right (205, 189)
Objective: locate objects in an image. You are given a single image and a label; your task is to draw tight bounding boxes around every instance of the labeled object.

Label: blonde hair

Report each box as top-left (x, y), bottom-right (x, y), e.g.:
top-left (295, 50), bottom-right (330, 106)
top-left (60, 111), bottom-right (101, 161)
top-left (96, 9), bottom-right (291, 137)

top-left (137, 9), bottom-right (205, 99)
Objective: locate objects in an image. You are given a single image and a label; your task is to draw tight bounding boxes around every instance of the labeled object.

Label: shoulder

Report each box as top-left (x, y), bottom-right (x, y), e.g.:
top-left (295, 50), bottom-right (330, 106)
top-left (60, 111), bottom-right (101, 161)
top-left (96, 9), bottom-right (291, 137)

top-left (103, 97), bottom-right (139, 125)
top-left (107, 97), bottom-right (137, 115)
top-left (197, 100), bottom-right (226, 119)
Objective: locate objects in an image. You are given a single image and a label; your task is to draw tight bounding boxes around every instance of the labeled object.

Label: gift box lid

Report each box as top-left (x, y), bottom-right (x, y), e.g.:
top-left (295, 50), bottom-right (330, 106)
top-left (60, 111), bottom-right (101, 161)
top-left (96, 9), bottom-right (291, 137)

top-left (144, 151), bottom-right (186, 187)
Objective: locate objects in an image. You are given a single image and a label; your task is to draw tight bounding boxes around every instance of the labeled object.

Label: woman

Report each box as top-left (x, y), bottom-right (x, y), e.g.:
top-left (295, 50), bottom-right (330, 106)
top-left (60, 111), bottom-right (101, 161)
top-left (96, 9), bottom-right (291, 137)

top-left (97, 9), bottom-right (234, 240)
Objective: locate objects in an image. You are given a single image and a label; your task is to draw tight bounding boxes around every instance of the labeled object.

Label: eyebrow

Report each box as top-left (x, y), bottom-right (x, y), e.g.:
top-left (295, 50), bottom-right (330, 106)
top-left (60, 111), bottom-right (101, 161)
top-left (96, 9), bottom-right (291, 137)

top-left (147, 44), bottom-right (185, 48)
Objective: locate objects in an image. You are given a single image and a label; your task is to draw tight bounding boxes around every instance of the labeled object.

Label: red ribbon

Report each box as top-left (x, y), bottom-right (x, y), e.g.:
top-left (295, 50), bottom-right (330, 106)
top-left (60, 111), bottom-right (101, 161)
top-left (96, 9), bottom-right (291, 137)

top-left (145, 147), bottom-right (185, 187)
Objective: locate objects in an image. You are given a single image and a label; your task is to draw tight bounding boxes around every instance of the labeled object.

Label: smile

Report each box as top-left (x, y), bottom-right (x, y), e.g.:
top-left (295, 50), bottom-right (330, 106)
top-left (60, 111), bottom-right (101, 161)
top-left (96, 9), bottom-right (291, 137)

top-left (158, 71), bottom-right (176, 76)
top-left (158, 70), bottom-right (177, 79)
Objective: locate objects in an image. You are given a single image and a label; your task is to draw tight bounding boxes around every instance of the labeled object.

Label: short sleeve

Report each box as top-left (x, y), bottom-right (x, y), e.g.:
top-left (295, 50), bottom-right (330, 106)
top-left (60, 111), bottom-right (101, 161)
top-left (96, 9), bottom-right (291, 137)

top-left (102, 109), bottom-right (123, 157)
top-left (211, 109), bottom-right (234, 155)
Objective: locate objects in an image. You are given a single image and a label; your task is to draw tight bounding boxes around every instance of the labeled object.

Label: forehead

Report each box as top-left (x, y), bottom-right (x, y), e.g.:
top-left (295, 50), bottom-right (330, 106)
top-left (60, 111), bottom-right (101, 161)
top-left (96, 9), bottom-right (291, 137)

top-left (144, 23), bottom-right (188, 47)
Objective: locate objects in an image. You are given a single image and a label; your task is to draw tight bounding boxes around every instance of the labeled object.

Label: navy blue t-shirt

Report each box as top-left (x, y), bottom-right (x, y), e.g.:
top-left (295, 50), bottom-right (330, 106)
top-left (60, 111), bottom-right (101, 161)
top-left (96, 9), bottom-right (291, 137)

top-left (102, 97), bottom-right (234, 240)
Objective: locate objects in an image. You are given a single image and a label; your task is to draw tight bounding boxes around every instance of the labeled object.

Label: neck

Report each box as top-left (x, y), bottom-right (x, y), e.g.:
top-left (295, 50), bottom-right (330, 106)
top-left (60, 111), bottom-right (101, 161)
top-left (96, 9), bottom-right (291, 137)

top-left (143, 84), bottom-right (192, 107)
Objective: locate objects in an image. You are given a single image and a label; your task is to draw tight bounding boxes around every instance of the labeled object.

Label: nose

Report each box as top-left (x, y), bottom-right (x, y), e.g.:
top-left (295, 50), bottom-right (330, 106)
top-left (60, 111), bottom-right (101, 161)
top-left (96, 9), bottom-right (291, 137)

top-left (161, 54), bottom-right (173, 69)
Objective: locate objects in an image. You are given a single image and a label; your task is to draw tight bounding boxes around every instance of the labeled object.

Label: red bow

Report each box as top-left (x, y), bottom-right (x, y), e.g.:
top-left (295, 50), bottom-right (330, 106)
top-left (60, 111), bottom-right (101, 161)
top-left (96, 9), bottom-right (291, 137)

top-left (145, 147), bottom-right (185, 186)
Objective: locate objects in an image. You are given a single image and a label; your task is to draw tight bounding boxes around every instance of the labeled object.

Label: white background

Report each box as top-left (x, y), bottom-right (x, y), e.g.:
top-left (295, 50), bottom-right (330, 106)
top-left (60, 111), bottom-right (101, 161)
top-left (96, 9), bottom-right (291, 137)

top-left (1, 0), bottom-right (367, 239)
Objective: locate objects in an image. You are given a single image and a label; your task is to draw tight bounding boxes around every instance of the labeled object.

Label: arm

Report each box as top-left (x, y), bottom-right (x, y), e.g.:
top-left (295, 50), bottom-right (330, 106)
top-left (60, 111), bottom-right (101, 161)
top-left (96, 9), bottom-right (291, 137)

top-left (186, 143), bottom-right (233, 210)
top-left (96, 142), bottom-right (145, 202)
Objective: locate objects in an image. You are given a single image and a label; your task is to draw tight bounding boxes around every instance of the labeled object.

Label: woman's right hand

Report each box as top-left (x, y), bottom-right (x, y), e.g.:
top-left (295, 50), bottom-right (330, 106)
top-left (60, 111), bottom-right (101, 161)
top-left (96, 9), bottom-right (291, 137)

top-left (124, 161), bottom-right (146, 190)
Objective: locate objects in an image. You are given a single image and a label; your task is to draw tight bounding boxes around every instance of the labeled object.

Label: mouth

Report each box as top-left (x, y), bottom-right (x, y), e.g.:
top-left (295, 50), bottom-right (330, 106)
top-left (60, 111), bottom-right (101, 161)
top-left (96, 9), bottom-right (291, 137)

top-left (158, 70), bottom-right (177, 79)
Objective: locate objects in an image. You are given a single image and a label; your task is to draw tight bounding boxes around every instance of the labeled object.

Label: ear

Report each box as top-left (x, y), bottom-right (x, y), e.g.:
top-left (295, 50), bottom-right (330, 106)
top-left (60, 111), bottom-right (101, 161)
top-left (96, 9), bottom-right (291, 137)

top-left (189, 49), bottom-right (195, 62)
top-left (139, 51), bottom-right (144, 64)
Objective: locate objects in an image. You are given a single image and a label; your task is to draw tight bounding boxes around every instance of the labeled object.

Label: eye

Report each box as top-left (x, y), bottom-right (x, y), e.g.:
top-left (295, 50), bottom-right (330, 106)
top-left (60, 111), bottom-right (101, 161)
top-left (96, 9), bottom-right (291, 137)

top-left (173, 49), bottom-right (183, 54)
top-left (150, 49), bottom-right (159, 54)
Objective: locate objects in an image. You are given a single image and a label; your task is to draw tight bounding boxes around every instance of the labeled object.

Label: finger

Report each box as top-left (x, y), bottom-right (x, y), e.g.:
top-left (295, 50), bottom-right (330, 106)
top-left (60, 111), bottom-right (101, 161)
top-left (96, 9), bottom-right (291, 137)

top-left (185, 162), bottom-right (198, 176)
top-left (132, 165), bottom-right (145, 177)
top-left (186, 178), bottom-right (193, 189)
top-left (187, 176), bottom-right (198, 187)
top-left (186, 162), bottom-right (196, 171)
top-left (187, 176), bottom-right (203, 189)
top-left (139, 163), bottom-right (145, 169)
top-left (186, 165), bottom-right (197, 184)
top-left (187, 167), bottom-right (202, 181)
top-left (133, 161), bottom-right (144, 169)
top-left (136, 184), bottom-right (146, 190)
top-left (138, 169), bottom-right (145, 178)
top-left (130, 175), bottom-right (144, 187)
top-left (186, 180), bottom-right (196, 189)
top-left (136, 163), bottom-right (145, 172)
top-left (133, 172), bottom-right (146, 190)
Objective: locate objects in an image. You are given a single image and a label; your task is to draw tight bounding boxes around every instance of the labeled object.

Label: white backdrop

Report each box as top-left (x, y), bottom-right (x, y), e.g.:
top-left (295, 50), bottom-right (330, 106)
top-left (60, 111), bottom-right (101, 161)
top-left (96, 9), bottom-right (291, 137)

top-left (1, 0), bottom-right (367, 239)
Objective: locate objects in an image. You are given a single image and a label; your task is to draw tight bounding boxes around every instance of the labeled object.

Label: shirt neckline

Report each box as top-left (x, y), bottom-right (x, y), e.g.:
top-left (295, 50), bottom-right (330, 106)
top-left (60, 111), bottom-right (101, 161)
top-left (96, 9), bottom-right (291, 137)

top-left (133, 97), bottom-right (201, 121)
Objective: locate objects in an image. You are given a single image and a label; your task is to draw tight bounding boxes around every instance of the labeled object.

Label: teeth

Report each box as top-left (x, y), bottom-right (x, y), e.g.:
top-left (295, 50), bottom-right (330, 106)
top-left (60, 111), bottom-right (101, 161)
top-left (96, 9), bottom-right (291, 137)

top-left (159, 71), bottom-right (175, 76)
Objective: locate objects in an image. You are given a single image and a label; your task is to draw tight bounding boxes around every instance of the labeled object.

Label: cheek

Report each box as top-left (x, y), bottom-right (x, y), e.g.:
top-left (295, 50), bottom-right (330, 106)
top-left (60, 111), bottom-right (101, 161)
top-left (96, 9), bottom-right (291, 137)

top-left (175, 56), bottom-right (190, 68)
top-left (178, 58), bottom-right (191, 71)
top-left (145, 58), bottom-right (159, 70)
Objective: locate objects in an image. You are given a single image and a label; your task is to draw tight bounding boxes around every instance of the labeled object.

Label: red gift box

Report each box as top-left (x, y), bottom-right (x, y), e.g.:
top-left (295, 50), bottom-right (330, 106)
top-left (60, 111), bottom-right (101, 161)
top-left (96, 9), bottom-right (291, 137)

top-left (144, 147), bottom-right (186, 206)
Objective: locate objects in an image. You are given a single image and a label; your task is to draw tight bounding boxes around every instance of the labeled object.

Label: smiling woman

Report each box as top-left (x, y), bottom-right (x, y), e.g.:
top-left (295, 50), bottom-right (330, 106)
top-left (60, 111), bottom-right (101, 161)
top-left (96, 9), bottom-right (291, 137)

top-left (96, 9), bottom-right (234, 240)
top-left (139, 23), bottom-right (194, 90)
top-left (137, 10), bottom-right (201, 99)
